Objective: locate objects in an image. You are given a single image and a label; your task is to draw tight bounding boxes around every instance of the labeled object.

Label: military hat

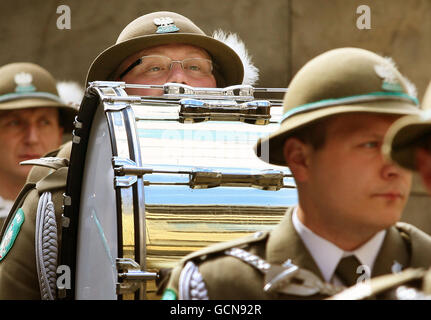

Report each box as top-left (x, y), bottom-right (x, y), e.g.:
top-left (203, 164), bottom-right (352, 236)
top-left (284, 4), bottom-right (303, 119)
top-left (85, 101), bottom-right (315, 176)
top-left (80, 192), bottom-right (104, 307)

top-left (0, 62), bottom-right (78, 132)
top-left (382, 82), bottom-right (431, 171)
top-left (255, 47), bottom-right (420, 166)
top-left (86, 11), bottom-right (244, 87)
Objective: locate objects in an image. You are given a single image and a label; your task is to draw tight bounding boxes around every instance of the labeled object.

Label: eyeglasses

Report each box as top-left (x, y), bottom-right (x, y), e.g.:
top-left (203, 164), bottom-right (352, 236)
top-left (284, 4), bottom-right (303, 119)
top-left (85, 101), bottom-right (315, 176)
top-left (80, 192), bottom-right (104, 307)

top-left (118, 55), bottom-right (214, 79)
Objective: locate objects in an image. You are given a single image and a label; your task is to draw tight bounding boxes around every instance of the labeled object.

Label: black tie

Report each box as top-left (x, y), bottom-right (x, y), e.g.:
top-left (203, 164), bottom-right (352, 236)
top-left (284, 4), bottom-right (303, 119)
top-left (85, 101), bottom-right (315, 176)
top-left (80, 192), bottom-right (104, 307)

top-left (335, 255), bottom-right (362, 287)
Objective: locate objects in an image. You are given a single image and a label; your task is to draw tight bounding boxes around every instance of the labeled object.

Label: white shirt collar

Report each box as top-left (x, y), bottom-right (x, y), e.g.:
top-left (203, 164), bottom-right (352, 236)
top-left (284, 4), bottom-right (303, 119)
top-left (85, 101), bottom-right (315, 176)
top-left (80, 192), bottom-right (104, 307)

top-left (292, 207), bottom-right (386, 282)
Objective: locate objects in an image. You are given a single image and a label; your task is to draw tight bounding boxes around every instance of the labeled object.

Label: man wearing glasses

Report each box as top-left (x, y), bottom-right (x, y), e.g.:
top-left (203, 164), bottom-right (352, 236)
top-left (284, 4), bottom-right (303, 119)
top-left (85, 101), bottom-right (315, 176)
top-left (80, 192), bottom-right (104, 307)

top-left (86, 11), bottom-right (258, 94)
top-left (0, 11), bottom-right (258, 299)
top-left (113, 45), bottom-right (216, 96)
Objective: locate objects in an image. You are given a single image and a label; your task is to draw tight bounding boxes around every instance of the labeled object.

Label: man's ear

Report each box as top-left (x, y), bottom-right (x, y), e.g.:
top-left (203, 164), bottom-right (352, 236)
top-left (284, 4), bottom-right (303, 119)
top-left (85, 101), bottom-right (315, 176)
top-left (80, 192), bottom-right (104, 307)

top-left (283, 137), bottom-right (311, 183)
top-left (416, 148), bottom-right (431, 193)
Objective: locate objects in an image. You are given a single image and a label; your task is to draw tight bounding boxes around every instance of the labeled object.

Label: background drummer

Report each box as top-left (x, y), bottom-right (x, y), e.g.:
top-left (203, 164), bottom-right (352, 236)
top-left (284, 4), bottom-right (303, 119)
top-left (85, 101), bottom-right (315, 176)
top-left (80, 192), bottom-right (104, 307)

top-left (0, 62), bottom-right (78, 226)
top-left (85, 11), bottom-right (259, 96)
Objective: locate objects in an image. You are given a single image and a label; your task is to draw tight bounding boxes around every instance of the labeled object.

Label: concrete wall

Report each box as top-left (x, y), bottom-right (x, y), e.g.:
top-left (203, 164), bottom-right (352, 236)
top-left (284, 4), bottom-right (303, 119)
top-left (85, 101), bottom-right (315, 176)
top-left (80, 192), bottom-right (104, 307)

top-left (1, 0), bottom-right (430, 94)
top-left (1, 0), bottom-right (431, 233)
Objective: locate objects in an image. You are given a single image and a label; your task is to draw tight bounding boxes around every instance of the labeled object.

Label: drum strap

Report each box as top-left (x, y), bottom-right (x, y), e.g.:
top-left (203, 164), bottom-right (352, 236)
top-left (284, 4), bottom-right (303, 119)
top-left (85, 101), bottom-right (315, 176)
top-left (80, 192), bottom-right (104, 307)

top-left (35, 191), bottom-right (58, 300)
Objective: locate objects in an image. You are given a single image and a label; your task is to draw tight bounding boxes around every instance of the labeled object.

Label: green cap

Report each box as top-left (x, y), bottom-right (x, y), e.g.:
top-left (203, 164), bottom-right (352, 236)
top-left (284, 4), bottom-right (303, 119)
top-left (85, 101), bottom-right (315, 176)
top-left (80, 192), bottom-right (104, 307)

top-left (255, 47), bottom-right (420, 166)
top-left (383, 82), bottom-right (431, 171)
top-left (86, 11), bottom-right (244, 87)
top-left (0, 62), bottom-right (78, 132)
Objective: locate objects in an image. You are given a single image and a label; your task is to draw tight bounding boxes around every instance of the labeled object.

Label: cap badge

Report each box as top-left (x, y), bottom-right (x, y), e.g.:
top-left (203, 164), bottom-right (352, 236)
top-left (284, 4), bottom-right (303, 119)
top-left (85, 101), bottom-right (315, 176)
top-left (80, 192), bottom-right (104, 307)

top-left (374, 64), bottom-right (404, 93)
top-left (14, 72), bottom-right (36, 93)
top-left (153, 17), bottom-right (180, 34)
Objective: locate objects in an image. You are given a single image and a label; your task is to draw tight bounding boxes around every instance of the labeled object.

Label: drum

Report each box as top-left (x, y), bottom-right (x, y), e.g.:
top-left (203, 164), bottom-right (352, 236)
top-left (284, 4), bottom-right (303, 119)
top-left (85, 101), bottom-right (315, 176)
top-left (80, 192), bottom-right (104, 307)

top-left (61, 82), bottom-right (298, 300)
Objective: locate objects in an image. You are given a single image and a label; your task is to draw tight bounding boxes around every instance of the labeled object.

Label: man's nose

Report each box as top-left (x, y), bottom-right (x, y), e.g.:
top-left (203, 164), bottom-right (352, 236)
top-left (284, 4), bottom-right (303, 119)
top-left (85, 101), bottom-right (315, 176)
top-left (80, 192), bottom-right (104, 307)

top-left (165, 62), bottom-right (189, 84)
top-left (381, 156), bottom-right (404, 180)
top-left (24, 124), bottom-right (40, 144)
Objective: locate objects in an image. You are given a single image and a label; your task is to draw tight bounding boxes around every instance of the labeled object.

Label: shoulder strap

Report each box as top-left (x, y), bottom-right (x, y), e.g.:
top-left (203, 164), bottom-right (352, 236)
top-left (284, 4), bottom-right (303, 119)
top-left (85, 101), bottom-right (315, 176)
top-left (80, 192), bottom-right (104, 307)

top-left (395, 222), bottom-right (431, 268)
top-left (183, 231), bottom-right (270, 264)
top-left (36, 167), bottom-right (68, 194)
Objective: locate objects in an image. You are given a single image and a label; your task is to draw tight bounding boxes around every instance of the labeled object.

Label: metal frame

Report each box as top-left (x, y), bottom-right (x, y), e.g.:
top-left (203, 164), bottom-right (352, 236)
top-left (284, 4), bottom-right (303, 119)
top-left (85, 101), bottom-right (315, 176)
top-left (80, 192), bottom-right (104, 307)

top-left (60, 81), bottom-right (293, 300)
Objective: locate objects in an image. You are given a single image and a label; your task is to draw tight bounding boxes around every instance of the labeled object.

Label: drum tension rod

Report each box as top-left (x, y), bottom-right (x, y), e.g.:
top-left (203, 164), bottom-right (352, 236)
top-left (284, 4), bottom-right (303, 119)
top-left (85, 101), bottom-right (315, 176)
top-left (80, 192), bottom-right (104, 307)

top-left (114, 166), bottom-right (154, 176)
top-left (116, 258), bottom-right (159, 295)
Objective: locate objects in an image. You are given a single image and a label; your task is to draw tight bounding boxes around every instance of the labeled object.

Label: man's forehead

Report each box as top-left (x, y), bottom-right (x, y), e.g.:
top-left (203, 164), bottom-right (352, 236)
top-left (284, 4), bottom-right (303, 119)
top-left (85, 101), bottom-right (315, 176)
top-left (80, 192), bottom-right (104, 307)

top-left (325, 112), bottom-right (401, 136)
top-left (127, 43), bottom-right (210, 63)
top-left (140, 43), bottom-right (211, 56)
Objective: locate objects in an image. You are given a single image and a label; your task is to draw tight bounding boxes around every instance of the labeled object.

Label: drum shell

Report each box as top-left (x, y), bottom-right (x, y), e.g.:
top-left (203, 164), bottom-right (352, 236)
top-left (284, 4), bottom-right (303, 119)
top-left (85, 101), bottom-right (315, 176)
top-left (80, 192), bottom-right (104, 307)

top-left (65, 85), bottom-right (296, 300)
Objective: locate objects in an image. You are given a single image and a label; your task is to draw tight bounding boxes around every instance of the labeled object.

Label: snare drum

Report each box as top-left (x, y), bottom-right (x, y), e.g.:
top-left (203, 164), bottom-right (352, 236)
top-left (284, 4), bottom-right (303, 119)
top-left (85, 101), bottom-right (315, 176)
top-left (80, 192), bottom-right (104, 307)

top-left (61, 82), bottom-right (297, 300)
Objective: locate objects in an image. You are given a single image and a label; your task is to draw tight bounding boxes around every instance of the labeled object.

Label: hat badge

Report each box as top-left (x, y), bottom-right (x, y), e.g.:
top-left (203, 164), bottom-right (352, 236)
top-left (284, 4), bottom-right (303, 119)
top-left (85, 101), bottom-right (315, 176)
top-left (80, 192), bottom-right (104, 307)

top-left (153, 17), bottom-right (180, 34)
top-left (14, 72), bottom-right (36, 93)
top-left (374, 64), bottom-right (403, 93)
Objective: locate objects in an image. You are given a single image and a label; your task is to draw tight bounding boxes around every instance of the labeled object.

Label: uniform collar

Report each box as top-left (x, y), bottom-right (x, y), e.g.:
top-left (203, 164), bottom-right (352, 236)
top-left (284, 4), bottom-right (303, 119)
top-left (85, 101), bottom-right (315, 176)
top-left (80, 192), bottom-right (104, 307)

top-left (265, 207), bottom-right (324, 280)
top-left (372, 225), bottom-right (411, 276)
top-left (291, 207), bottom-right (386, 282)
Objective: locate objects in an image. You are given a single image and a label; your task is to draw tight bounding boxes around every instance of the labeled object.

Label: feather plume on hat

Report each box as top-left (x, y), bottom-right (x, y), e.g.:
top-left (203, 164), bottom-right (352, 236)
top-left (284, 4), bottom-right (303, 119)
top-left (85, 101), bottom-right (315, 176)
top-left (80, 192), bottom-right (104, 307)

top-left (381, 57), bottom-right (418, 99)
top-left (212, 30), bottom-right (259, 86)
top-left (56, 81), bottom-right (84, 110)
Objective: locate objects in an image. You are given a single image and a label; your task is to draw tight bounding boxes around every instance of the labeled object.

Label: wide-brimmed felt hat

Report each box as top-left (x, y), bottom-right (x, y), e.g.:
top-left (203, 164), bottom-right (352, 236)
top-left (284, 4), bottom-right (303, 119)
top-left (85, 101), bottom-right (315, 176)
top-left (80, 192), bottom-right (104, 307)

top-left (255, 47), bottom-right (420, 166)
top-left (383, 82), bottom-right (431, 171)
top-left (0, 62), bottom-right (78, 132)
top-left (86, 11), bottom-right (244, 87)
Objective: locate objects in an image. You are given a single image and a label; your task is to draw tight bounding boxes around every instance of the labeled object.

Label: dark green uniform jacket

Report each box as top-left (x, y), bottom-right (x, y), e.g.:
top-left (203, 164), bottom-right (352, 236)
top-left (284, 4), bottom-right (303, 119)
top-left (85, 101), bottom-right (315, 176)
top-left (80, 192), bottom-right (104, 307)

top-left (164, 207), bottom-right (431, 300)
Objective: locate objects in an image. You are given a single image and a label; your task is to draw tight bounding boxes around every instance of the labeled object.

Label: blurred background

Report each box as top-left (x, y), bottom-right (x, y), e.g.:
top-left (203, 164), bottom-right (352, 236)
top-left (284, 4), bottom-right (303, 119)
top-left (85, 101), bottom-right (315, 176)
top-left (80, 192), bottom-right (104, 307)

top-left (1, 0), bottom-right (431, 232)
top-left (1, 0), bottom-right (430, 95)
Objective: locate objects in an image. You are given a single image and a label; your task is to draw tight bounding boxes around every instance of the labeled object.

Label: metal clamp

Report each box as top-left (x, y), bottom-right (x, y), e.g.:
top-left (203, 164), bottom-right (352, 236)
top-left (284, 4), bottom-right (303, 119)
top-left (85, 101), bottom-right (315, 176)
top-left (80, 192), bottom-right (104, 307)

top-left (113, 163), bottom-right (293, 190)
top-left (189, 169), bottom-right (289, 190)
top-left (71, 129), bottom-right (81, 144)
top-left (88, 81), bottom-right (126, 88)
top-left (73, 116), bottom-right (83, 129)
top-left (179, 99), bottom-right (272, 124)
top-left (63, 194), bottom-right (72, 206)
top-left (112, 157), bottom-right (141, 187)
top-left (162, 83), bottom-right (254, 98)
top-left (61, 215), bottom-right (70, 228)
top-left (116, 258), bottom-right (158, 295)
